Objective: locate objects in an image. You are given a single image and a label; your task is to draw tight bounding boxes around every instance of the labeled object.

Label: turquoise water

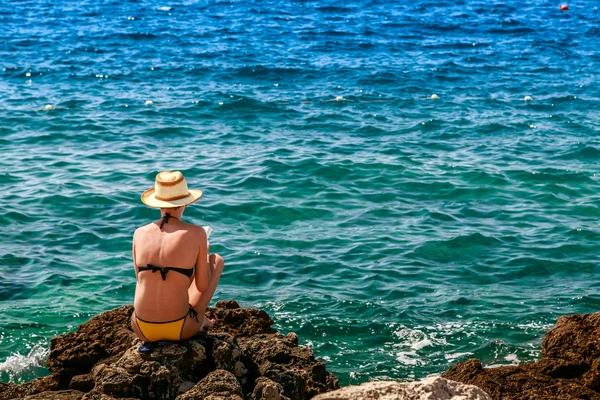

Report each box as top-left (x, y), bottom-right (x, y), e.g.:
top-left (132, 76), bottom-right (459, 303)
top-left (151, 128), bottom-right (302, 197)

top-left (1, 0), bottom-right (600, 387)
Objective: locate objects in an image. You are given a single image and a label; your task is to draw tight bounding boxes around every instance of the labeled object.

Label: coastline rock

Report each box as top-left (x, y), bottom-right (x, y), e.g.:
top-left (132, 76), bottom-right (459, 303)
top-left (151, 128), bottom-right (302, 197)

top-left (252, 377), bottom-right (289, 400)
top-left (311, 377), bottom-right (490, 400)
top-left (175, 370), bottom-right (243, 400)
top-left (48, 305), bottom-right (135, 387)
top-left (22, 390), bottom-right (85, 400)
top-left (0, 301), bottom-right (339, 400)
top-left (0, 375), bottom-right (59, 399)
top-left (443, 312), bottom-right (600, 399)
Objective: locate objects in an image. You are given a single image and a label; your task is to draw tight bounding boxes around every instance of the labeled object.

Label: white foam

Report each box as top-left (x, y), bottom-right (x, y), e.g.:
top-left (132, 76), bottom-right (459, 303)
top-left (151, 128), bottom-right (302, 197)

top-left (444, 351), bottom-right (473, 362)
top-left (396, 350), bottom-right (421, 365)
top-left (504, 353), bottom-right (520, 364)
top-left (392, 326), bottom-right (446, 366)
top-left (0, 344), bottom-right (49, 383)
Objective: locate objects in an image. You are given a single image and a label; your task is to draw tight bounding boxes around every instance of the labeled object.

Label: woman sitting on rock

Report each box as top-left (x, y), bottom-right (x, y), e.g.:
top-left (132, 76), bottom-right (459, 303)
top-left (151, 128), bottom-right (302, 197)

top-left (131, 171), bottom-right (224, 352)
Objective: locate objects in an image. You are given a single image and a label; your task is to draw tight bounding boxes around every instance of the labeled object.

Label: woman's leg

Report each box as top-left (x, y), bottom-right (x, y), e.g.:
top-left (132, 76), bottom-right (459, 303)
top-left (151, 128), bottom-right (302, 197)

top-left (182, 254), bottom-right (224, 338)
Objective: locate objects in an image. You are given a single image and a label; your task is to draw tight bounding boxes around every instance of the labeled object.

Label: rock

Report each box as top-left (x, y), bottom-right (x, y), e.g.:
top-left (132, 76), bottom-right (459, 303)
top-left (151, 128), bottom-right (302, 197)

top-left (69, 374), bottom-right (94, 392)
top-left (208, 304), bottom-right (276, 338)
top-left (175, 370), bottom-right (243, 400)
top-left (312, 377), bottom-right (490, 400)
top-left (48, 305), bottom-right (136, 387)
top-left (22, 390), bottom-right (85, 400)
top-left (93, 341), bottom-right (208, 399)
top-left (252, 377), bottom-right (290, 400)
top-left (0, 375), bottom-right (59, 400)
top-left (239, 332), bottom-right (338, 399)
top-left (211, 333), bottom-right (244, 374)
top-left (81, 392), bottom-right (138, 400)
top-left (443, 312), bottom-right (600, 399)
top-left (215, 300), bottom-right (241, 310)
top-left (286, 333), bottom-right (299, 346)
top-left (4, 301), bottom-right (338, 400)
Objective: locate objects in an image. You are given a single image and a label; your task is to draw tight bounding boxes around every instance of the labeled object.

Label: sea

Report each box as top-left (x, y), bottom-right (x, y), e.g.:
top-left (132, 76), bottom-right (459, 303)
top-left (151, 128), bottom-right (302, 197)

top-left (1, 0), bottom-right (599, 387)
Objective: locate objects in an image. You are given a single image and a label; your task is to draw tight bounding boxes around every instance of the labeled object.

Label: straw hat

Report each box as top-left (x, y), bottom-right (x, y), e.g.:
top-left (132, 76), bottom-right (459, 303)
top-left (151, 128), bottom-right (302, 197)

top-left (141, 171), bottom-right (202, 208)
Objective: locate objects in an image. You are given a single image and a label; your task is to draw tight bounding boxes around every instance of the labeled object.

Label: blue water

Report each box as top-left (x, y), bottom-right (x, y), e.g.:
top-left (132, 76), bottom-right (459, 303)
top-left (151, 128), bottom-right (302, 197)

top-left (1, 0), bottom-right (600, 386)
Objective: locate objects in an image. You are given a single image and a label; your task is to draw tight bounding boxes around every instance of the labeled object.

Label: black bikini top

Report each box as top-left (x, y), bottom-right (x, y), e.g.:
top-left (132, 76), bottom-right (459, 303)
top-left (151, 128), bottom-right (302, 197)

top-left (138, 264), bottom-right (194, 280)
top-left (137, 213), bottom-right (194, 280)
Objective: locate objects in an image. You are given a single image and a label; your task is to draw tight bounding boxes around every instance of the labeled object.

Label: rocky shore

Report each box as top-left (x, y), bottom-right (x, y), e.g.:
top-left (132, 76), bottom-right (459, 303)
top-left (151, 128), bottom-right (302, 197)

top-left (443, 312), bottom-right (600, 399)
top-left (0, 300), bottom-right (338, 400)
top-left (1, 302), bottom-right (599, 399)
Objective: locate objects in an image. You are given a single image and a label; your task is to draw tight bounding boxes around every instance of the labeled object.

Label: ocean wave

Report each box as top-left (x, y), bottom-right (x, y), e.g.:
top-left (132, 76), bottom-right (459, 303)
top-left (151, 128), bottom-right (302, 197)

top-left (0, 344), bottom-right (49, 384)
top-left (556, 146), bottom-right (600, 160)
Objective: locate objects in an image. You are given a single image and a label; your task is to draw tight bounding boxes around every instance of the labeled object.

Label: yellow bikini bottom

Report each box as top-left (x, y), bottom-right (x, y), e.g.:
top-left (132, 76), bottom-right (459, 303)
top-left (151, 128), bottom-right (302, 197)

top-left (134, 306), bottom-right (199, 342)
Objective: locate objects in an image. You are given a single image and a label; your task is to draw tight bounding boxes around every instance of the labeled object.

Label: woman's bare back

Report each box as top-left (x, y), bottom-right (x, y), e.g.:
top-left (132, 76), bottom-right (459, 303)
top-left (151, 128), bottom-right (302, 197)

top-left (133, 217), bottom-right (206, 323)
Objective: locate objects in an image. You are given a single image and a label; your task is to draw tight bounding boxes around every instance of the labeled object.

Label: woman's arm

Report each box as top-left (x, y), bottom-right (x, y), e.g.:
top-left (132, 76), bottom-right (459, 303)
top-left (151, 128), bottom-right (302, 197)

top-left (194, 227), bottom-right (209, 292)
top-left (132, 229), bottom-right (140, 281)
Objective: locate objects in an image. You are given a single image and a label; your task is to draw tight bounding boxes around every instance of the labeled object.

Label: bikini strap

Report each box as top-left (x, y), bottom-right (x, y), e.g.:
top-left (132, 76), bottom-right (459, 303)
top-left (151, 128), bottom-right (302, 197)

top-left (188, 306), bottom-right (199, 323)
top-left (138, 264), bottom-right (194, 280)
top-left (159, 213), bottom-right (179, 230)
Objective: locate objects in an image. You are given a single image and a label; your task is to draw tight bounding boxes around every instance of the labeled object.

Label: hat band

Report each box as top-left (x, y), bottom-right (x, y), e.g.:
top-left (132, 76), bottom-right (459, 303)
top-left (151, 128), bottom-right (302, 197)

top-left (157, 174), bottom-right (185, 186)
top-left (155, 192), bottom-right (191, 202)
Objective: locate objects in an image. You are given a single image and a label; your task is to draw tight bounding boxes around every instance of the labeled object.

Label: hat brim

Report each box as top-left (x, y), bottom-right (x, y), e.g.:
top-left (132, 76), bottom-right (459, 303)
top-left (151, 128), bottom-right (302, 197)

top-left (141, 188), bottom-right (203, 209)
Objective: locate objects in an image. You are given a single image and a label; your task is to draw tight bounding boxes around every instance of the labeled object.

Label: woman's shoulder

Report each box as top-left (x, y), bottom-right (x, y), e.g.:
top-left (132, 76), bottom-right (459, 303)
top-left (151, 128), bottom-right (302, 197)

top-left (132, 223), bottom-right (157, 239)
top-left (134, 223), bottom-right (154, 233)
top-left (181, 222), bottom-right (207, 238)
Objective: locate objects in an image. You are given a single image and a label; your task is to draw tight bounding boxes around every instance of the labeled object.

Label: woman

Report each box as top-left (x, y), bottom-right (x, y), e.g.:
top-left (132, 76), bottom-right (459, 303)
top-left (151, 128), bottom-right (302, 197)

top-left (131, 171), bottom-right (224, 350)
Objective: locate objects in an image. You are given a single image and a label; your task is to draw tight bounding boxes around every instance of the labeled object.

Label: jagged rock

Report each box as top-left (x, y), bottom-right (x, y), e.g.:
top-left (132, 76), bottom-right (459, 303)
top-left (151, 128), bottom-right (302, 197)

top-left (443, 312), bottom-right (600, 399)
top-left (21, 390), bottom-right (86, 399)
top-left (92, 340), bottom-right (208, 399)
top-left (208, 301), bottom-right (277, 338)
top-left (542, 312), bottom-right (600, 390)
top-left (0, 375), bottom-right (59, 400)
top-left (286, 333), bottom-right (299, 346)
top-left (48, 306), bottom-right (136, 387)
top-left (239, 333), bottom-right (337, 398)
top-left (81, 392), bottom-right (138, 400)
top-left (69, 374), bottom-right (94, 392)
top-left (312, 377), bottom-right (491, 400)
top-left (175, 370), bottom-right (243, 400)
top-left (252, 377), bottom-right (290, 400)
top-left (215, 300), bottom-right (242, 310)
top-left (211, 333), bottom-right (245, 375)
top-left (2, 302), bottom-right (338, 400)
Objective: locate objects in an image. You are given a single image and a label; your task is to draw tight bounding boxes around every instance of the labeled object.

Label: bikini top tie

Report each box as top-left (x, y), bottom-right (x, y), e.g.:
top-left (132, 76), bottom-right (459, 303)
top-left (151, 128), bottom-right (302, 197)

top-left (159, 213), bottom-right (177, 229)
top-left (138, 264), bottom-right (194, 280)
top-left (148, 264), bottom-right (170, 280)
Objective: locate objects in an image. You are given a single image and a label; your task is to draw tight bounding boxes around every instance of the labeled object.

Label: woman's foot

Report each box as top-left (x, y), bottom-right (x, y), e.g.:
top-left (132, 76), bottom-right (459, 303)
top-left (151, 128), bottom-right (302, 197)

top-left (200, 316), bottom-right (215, 331)
top-left (138, 342), bottom-right (156, 353)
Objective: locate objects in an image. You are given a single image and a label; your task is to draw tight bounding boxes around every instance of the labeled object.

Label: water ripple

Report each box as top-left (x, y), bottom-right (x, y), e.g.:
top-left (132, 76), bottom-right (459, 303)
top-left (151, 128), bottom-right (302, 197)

top-left (1, 0), bottom-right (600, 387)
